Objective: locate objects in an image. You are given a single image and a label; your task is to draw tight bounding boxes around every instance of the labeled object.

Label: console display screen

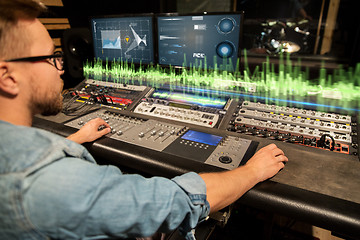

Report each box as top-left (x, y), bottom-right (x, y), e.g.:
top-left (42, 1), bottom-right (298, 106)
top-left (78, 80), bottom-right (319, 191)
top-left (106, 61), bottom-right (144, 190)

top-left (181, 130), bottom-right (223, 146)
top-left (152, 89), bottom-right (228, 109)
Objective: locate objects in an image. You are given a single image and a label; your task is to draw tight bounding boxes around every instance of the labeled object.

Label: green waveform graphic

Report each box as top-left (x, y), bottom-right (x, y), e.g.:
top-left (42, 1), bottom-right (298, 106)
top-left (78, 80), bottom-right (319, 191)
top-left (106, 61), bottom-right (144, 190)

top-left (83, 50), bottom-right (360, 114)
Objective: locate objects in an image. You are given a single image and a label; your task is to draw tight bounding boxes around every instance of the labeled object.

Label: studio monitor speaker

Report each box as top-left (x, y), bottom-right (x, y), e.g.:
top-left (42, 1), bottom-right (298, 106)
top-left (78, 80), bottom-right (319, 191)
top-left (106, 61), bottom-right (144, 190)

top-left (61, 28), bottom-right (93, 88)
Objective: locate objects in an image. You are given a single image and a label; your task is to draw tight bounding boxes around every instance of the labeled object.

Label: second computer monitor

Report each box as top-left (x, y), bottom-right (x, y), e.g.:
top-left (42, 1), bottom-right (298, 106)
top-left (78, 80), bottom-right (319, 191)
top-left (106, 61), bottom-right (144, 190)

top-left (157, 12), bottom-right (243, 71)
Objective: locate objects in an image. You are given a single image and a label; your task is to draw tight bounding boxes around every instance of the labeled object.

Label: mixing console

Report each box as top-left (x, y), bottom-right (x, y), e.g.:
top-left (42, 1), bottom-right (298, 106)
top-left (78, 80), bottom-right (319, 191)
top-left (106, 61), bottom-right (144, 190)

top-left (228, 101), bottom-right (358, 155)
top-left (72, 79), bottom-right (149, 109)
top-left (63, 79), bottom-right (359, 158)
top-left (65, 109), bottom-right (255, 170)
top-left (134, 101), bottom-right (221, 128)
top-left (133, 89), bottom-right (230, 128)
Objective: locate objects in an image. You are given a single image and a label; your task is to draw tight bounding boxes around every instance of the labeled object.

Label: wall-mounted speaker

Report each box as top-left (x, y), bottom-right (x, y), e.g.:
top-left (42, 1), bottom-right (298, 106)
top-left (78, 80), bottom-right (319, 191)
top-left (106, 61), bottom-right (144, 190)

top-left (61, 28), bottom-right (93, 89)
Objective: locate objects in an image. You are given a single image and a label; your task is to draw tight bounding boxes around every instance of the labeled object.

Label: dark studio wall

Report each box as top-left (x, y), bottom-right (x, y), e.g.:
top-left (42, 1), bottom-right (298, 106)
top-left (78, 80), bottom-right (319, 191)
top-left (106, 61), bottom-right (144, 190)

top-left (62, 0), bottom-right (177, 28)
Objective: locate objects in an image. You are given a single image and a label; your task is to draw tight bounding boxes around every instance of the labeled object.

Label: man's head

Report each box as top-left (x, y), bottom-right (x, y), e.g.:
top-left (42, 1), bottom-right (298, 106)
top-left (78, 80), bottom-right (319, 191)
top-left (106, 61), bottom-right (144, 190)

top-left (0, 0), bottom-right (47, 59)
top-left (0, 0), bottom-right (65, 123)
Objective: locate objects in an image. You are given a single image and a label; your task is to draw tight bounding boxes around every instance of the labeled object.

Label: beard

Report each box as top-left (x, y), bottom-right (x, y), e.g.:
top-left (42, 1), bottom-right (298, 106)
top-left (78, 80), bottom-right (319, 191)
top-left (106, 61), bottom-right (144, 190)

top-left (30, 81), bottom-right (64, 116)
top-left (37, 94), bottom-right (63, 116)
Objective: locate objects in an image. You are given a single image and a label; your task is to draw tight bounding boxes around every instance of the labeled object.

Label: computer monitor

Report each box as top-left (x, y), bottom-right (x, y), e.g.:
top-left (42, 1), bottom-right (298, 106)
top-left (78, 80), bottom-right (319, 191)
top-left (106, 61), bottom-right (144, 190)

top-left (157, 12), bottom-right (244, 71)
top-left (90, 15), bottom-right (155, 65)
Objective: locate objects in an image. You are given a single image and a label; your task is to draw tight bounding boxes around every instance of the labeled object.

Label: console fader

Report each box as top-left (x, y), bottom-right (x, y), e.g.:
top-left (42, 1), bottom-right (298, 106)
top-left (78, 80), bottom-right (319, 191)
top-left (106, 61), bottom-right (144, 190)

top-left (65, 109), bottom-right (256, 170)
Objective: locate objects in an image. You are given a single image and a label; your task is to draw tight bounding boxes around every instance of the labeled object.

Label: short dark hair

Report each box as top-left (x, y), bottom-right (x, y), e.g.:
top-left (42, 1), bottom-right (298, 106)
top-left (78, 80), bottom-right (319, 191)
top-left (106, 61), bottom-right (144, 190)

top-left (0, 0), bottom-right (46, 22)
top-left (0, 0), bottom-right (47, 59)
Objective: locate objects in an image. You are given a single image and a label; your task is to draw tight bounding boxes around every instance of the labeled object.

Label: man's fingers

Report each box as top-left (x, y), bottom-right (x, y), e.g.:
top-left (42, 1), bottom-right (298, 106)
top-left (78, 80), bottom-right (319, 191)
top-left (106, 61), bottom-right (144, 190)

top-left (272, 147), bottom-right (285, 157)
top-left (276, 155), bottom-right (288, 163)
top-left (100, 127), bottom-right (111, 135)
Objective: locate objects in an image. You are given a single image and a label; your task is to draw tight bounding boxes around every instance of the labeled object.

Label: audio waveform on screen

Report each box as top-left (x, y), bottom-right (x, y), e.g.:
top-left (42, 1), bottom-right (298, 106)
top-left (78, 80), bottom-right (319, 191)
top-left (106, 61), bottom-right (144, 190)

top-left (101, 30), bottom-right (121, 49)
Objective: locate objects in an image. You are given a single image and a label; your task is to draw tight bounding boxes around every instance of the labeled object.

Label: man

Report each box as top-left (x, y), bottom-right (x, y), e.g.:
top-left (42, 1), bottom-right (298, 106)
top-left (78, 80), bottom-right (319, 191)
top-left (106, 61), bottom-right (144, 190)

top-left (0, 0), bottom-right (288, 239)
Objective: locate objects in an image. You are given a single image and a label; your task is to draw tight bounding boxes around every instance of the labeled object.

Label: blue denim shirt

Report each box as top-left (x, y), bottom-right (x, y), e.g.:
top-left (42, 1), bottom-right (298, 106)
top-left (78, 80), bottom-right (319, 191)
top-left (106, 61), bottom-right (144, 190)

top-left (0, 120), bottom-right (210, 239)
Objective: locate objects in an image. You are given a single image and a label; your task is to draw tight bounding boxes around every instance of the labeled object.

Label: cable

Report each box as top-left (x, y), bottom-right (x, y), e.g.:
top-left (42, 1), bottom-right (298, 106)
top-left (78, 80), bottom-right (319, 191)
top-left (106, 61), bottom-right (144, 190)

top-left (317, 134), bottom-right (335, 151)
top-left (61, 90), bottom-right (100, 116)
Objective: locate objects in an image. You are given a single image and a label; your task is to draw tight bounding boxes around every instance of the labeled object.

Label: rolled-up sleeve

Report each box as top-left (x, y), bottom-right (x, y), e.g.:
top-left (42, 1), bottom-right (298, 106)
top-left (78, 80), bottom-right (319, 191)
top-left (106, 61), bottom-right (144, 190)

top-left (171, 172), bottom-right (211, 239)
top-left (23, 157), bottom-right (210, 240)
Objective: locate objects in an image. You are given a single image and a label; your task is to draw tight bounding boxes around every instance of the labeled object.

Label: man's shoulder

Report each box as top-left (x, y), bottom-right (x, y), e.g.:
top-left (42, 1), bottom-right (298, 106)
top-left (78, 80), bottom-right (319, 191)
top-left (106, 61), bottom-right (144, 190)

top-left (0, 120), bottom-right (90, 174)
top-left (0, 120), bottom-right (64, 145)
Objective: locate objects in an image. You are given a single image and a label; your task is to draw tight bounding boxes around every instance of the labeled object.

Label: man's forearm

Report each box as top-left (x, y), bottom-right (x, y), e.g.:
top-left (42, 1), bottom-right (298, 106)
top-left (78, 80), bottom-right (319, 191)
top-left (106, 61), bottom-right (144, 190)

top-left (200, 144), bottom-right (288, 213)
top-left (200, 165), bottom-right (258, 213)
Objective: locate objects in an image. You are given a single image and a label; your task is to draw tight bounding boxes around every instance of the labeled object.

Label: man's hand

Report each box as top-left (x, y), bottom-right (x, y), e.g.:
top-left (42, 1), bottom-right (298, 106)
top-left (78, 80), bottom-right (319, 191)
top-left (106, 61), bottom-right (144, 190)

top-left (67, 118), bottom-right (111, 144)
top-left (245, 143), bottom-right (288, 183)
top-left (200, 143), bottom-right (288, 213)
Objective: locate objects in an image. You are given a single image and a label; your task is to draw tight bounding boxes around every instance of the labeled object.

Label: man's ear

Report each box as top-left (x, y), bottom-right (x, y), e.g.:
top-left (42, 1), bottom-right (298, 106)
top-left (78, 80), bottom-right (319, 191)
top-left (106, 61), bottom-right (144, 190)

top-left (0, 62), bottom-right (19, 96)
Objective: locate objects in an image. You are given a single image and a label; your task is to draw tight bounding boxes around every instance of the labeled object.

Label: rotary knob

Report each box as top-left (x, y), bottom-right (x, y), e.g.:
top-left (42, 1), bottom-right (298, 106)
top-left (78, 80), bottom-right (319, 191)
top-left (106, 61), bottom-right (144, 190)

top-left (219, 156), bottom-right (232, 164)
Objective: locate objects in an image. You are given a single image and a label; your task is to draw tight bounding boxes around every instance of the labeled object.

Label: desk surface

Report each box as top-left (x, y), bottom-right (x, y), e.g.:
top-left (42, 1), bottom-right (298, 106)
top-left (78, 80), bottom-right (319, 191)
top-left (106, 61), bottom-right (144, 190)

top-left (33, 113), bottom-right (360, 239)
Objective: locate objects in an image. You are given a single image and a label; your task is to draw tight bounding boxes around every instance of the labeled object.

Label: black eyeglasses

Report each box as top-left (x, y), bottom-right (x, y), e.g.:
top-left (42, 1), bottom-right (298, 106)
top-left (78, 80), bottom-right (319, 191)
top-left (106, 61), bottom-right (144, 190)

top-left (5, 51), bottom-right (64, 71)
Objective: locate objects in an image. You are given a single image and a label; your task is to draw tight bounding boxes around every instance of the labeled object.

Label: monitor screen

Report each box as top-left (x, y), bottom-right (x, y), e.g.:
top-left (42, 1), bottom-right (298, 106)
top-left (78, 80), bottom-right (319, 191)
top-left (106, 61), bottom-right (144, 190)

top-left (157, 13), bottom-right (243, 71)
top-left (90, 15), bottom-right (155, 64)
